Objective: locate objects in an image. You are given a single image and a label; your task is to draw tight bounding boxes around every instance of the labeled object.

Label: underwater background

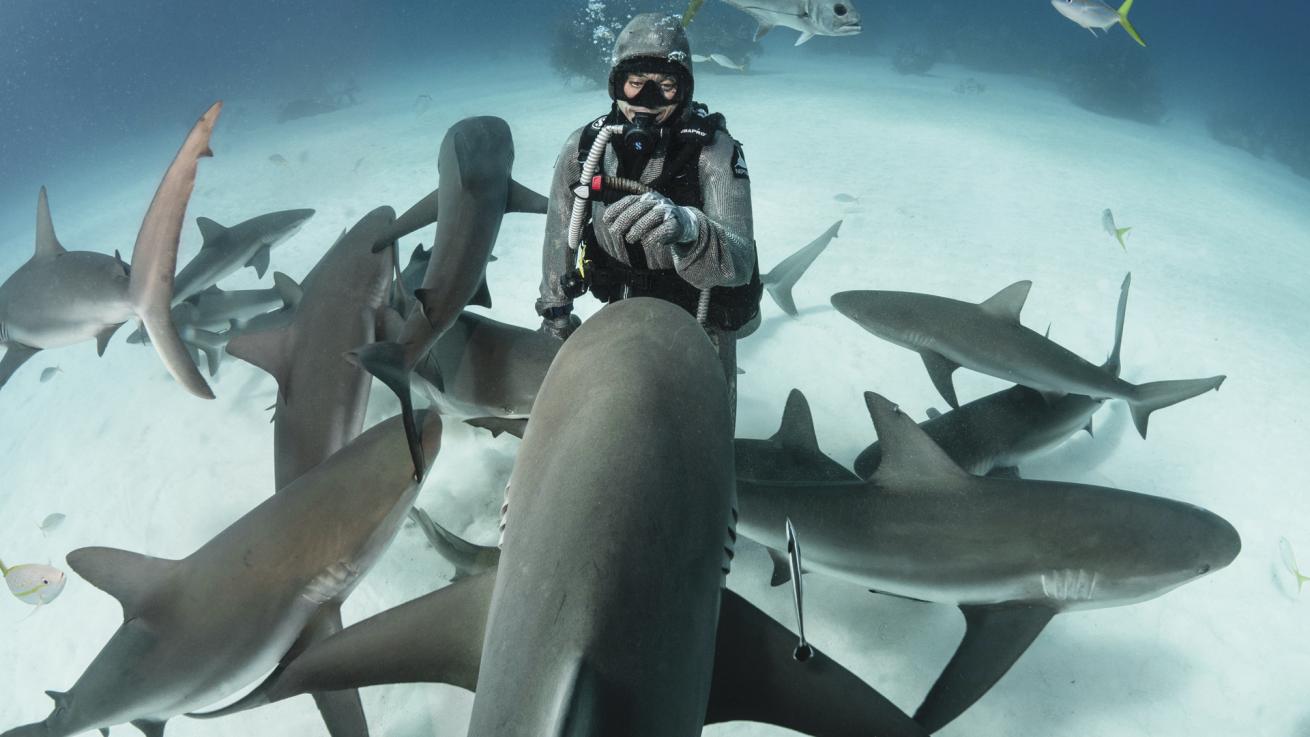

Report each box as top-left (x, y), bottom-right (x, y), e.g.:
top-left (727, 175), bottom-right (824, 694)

top-left (1, 1), bottom-right (1308, 735)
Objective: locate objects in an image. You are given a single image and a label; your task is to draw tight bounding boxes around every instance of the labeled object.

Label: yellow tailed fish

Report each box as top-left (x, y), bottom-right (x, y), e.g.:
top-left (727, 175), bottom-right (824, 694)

top-left (1, 558), bottom-right (67, 606)
top-left (1280, 538), bottom-right (1310, 594)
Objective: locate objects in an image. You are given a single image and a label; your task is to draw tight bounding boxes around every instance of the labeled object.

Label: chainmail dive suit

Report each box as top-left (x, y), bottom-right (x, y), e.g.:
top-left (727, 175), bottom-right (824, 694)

top-left (535, 111), bottom-right (756, 415)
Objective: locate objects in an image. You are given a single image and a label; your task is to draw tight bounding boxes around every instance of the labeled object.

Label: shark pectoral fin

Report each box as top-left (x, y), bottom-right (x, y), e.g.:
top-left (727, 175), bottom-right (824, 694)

top-left (287, 605), bottom-right (372, 737)
top-left (766, 547), bottom-right (792, 587)
top-left (468, 278), bottom-right (493, 309)
top-left (863, 392), bottom-right (967, 482)
top-left (195, 216), bottom-right (227, 246)
top-left (978, 280), bottom-right (1032, 323)
top-left (95, 323), bottom-right (125, 357)
top-left (753, 22), bottom-right (774, 42)
top-left (465, 417), bottom-right (528, 440)
top-left (350, 340), bottom-right (425, 480)
top-left (34, 187), bottom-right (69, 258)
top-left (272, 271), bottom-right (304, 309)
top-left (919, 351), bottom-right (961, 409)
top-left (377, 187), bottom-right (441, 252)
top-left (66, 546), bottom-right (179, 620)
top-left (913, 604), bottom-right (1057, 732)
top-left (0, 344), bottom-right (40, 390)
top-left (226, 325), bottom-right (295, 400)
top-left (769, 389), bottom-right (821, 453)
top-left (794, 31), bottom-right (816, 46)
top-left (762, 220), bottom-right (841, 318)
top-left (130, 719), bottom-right (166, 737)
top-left (985, 466), bottom-right (1022, 480)
top-left (267, 569), bottom-right (497, 701)
top-left (506, 178), bottom-right (549, 214)
top-left (706, 589), bottom-right (928, 737)
top-left (246, 245), bottom-right (272, 279)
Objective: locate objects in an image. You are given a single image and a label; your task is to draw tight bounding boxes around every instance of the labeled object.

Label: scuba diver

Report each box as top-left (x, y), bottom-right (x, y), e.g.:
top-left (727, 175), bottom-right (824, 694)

top-left (534, 12), bottom-right (761, 411)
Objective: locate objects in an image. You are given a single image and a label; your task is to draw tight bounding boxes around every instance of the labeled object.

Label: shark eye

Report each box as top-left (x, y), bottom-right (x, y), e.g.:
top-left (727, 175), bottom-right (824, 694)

top-left (834, 3), bottom-right (848, 15)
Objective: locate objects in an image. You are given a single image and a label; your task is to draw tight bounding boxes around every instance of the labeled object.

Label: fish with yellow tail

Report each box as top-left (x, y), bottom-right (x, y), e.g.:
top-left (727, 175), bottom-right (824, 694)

top-left (1281, 538), bottom-right (1310, 594)
top-left (1052, 0), bottom-right (1147, 47)
top-left (2, 559), bottom-right (66, 606)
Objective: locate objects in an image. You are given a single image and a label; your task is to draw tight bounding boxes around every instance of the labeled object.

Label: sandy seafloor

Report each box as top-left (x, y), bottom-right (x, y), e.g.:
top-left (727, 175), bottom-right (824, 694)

top-left (1, 49), bottom-right (1307, 737)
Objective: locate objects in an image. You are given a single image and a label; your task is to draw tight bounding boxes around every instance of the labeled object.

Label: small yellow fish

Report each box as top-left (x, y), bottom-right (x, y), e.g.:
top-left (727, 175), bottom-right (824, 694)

top-left (1280, 538), bottom-right (1310, 594)
top-left (1102, 208), bottom-right (1132, 251)
top-left (1, 558), bottom-right (67, 606)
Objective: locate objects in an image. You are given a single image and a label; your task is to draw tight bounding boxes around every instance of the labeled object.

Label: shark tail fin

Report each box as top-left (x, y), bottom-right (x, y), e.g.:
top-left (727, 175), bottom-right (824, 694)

top-left (348, 341), bottom-right (425, 481)
top-left (1117, 0), bottom-right (1147, 46)
top-left (1128, 375), bottom-right (1226, 438)
top-left (127, 102), bottom-right (221, 400)
top-left (1102, 272), bottom-right (1131, 377)
top-left (761, 220), bottom-right (841, 317)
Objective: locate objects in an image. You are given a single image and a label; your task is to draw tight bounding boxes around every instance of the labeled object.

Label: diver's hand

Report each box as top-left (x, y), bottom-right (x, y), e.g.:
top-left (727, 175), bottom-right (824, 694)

top-left (603, 192), bottom-right (699, 253)
top-left (538, 313), bottom-right (581, 341)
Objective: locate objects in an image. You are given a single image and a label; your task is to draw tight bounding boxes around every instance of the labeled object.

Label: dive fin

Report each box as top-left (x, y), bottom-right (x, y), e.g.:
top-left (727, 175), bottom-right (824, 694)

top-left (348, 341), bottom-right (425, 480)
top-left (1128, 375), bottom-right (1226, 439)
top-left (374, 187), bottom-right (440, 252)
top-left (761, 220), bottom-right (840, 317)
top-left (705, 589), bottom-right (929, 737)
top-left (245, 245), bottom-right (271, 279)
top-left (126, 101), bottom-right (221, 401)
top-left (920, 351), bottom-right (961, 409)
top-left (914, 604), bottom-right (1057, 732)
top-left (770, 388), bottom-right (821, 453)
top-left (0, 344), bottom-right (40, 391)
top-left (66, 546), bottom-right (179, 620)
top-left (1117, 0), bottom-right (1146, 46)
top-left (506, 178), bottom-right (549, 214)
top-left (34, 187), bottom-right (67, 258)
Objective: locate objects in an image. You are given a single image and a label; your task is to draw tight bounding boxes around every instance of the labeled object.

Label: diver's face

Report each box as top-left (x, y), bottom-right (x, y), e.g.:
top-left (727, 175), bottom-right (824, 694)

top-left (618, 73), bottom-right (679, 124)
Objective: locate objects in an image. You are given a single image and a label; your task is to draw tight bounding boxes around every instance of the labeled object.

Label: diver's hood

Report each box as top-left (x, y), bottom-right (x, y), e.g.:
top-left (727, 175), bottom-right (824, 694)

top-left (608, 13), bottom-right (695, 104)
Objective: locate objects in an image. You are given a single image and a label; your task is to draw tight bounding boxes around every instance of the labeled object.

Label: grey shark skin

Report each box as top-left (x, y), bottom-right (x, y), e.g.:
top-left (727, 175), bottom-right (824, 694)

top-left (831, 279), bottom-right (1226, 438)
top-left (0, 411), bottom-right (441, 737)
top-left (260, 298), bottom-right (927, 737)
top-left (126, 272), bottom-right (302, 349)
top-left (721, 0), bottom-right (862, 44)
top-left (736, 391), bottom-right (1241, 732)
top-left (171, 208), bottom-right (315, 305)
top-left (353, 116), bottom-right (547, 477)
top-left (854, 272), bottom-right (1134, 478)
top-left (0, 103), bottom-right (221, 399)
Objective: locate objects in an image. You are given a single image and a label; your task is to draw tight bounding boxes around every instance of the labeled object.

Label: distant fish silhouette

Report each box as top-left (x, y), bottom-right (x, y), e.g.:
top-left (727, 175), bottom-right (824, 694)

top-left (1102, 208), bottom-right (1131, 251)
top-left (1280, 537), bottom-right (1310, 594)
top-left (39, 513), bottom-right (66, 535)
top-left (39, 366), bottom-right (62, 382)
top-left (834, 193), bottom-right (859, 203)
top-left (269, 154), bottom-right (289, 167)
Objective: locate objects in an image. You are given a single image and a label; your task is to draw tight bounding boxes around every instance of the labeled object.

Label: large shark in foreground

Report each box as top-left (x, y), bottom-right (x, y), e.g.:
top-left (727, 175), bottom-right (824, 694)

top-left (227, 298), bottom-right (928, 737)
top-left (0, 102), bottom-right (222, 399)
top-left (736, 391), bottom-right (1241, 732)
top-left (831, 278), bottom-right (1226, 438)
top-left (0, 411), bottom-right (441, 737)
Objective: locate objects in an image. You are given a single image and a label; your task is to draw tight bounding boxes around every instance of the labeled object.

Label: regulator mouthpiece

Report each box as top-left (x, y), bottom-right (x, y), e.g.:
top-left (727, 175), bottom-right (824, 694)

top-left (624, 113), bottom-right (658, 153)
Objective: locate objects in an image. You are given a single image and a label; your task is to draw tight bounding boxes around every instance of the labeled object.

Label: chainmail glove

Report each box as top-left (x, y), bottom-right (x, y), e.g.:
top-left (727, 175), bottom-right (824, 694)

top-left (602, 192), bottom-right (699, 255)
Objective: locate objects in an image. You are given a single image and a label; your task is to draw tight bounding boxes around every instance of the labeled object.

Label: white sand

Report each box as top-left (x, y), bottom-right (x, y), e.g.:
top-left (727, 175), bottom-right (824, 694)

top-left (2, 50), bottom-right (1307, 737)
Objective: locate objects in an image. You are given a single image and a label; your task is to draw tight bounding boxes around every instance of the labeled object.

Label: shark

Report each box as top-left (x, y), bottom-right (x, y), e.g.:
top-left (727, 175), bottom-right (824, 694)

top-left (211, 298), bottom-right (928, 737)
top-left (735, 390), bottom-right (1241, 732)
top-left (720, 0), bottom-right (863, 45)
top-left (830, 278), bottom-right (1226, 438)
top-left (351, 116), bottom-right (548, 478)
top-left (171, 208), bottom-right (315, 304)
top-left (853, 272), bottom-right (1134, 478)
top-left (0, 102), bottom-right (221, 399)
top-left (0, 411), bottom-right (442, 737)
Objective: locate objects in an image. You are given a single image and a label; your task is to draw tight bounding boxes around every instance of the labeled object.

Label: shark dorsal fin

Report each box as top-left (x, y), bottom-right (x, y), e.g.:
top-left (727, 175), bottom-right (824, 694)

top-left (196, 217), bottom-right (227, 246)
top-left (769, 389), bottom-right (820, 454)
top-left (863, 392), bottom-right (965, 482)
top-left (66, 546), bottom-right (179, 619)
top-left (978, 281), bottom-right (1031, 323)
top-left (45, 690), bottom-right (71, 710)
top-left (272, 271), bottom-right (304, 309)
top-left (35, 187), bottom-right (67, 258)
top-left (225, 325), bottom-right (296, 401)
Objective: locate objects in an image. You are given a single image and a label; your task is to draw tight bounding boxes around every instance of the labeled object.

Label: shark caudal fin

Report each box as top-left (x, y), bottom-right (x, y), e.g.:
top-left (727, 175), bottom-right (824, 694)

top-left (1101, 273), bottom-right (1131, 377)
top-left (1128, 375), bottom-right (1226, 438)
top-left (409, 506), bottom-right (501, 581)
top-left (127, 102), bottom-right (221, 400)
top-left (1117, 0), bottom-right (1146, 46)
top-left (761, 221), bottom-right (841, 317)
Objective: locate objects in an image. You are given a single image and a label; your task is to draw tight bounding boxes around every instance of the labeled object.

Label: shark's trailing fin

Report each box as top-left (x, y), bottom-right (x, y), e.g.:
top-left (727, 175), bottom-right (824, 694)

top-left (978, 280), bottom-right (1031, 323)
top-left (130, 720), bottom-right (166, 737)
top-left (34, 187), bottom-right (67, 259)
top-left (0, 344), bottom-right (40, 390)
top-left (195, 217), bottom-right (226, 246)
top-left (226, 325), bottom-right (295, 399)
top-left (126, 101), bottom-right (221, 401)
top-left (94, 323), bottom-right (124, 357)
top-left (263, 570), bottom-right (496, 702)
top-left (1116, 0), bottom-right (1146, 46)
top-left (246, 245), bottom-right (271, 279)
top-left (761, 220), bottom-right (841, 317)
top-left (1102, 272), bottom-right (1130, 377)
top-left (506, 178), bottom-right (549, 214)
top-left (465, 417), bottom-right (528, 440)
top-left (66, 546), bottom-right (179, 620)
top-left (1128, 375), bottom-right (1226, 439)
top-left (374, 187), bottom-right (441, 252)
top-left (349, 341), bottom-right (425, 480)
top-left (272, 271), bottom-right (304, 309)
top-left (920, 351), bottom-right (961, 409)
top-left (914, 604), bottom-right (1057, 733)
top-left (706, 589), bottom-right (929, 737)
top-left (767, 547), bottom-right (791, 587)
top-left (770, 388), bottom-right (821, 453)
top-left (863, 392), bottom-right (966, 482)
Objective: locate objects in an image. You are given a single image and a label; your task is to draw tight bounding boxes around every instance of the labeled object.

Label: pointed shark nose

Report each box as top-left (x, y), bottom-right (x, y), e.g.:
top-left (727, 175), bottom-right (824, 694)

top-left (1203, 510), bottom-right (1242, 571)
